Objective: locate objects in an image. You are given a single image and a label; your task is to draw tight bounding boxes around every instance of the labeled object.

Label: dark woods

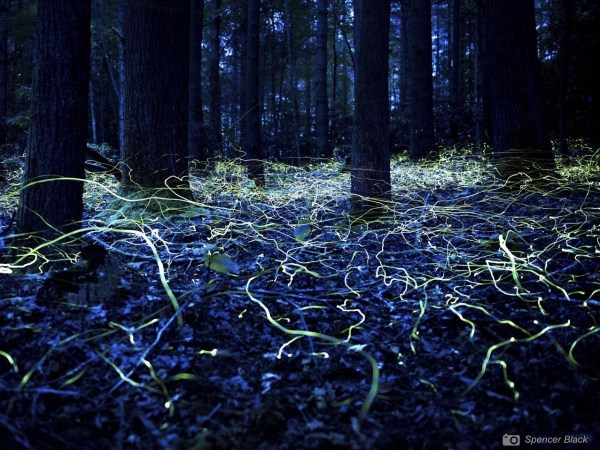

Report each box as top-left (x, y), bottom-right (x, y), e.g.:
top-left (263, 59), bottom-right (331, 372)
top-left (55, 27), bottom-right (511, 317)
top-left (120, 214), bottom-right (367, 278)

top-left (0, 0), bottom-right (595, 235)
top-left (0, 1), bottom-right (599, 449)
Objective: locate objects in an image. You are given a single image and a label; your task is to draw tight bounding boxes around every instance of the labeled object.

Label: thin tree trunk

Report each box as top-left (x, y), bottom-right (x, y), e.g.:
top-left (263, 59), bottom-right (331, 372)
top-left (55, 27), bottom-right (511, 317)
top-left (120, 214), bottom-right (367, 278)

top-left (304, 76), bottom-right (312, 160)
top-left (315, 0), bottom-right (329, 159)
top-left (0, 0), bottom-right (8, 146)
top-left (118, 8), bottom-right (125, 159)
top-left (449, 0), bottom-right (461, 144)
top-left (558, 0), bottom-right (571, 155)
top-left (399, 3), bottom-right (408, 118)
top-left (89, 79), bottom-right (97, 144)
top-left (405, 0), bottom-right (435, 159)
top-left (474, 0), bottom-right (483, 151)
top-left (208, 0), bottom-right (223, 157)
top-left (331, 0), bottom-right (337, 113)
top-left (189, 0), bottom-right (208, 166)
top-left (239, 0), bottom-right (248, 158)
top-left (283, 0), bottom-right (301, 165)
top-left (208, 0), bottom-right (222, 158)
top-left (269, 12), bottom-right (278, 149)
top-left (243, 0), bottom-right (264, 185)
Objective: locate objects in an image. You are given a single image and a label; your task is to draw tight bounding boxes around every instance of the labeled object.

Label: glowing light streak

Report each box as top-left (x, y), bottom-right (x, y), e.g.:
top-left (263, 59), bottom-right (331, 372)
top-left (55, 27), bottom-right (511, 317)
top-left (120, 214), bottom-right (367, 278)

top-left (462, 321), bottom-right (571, 396)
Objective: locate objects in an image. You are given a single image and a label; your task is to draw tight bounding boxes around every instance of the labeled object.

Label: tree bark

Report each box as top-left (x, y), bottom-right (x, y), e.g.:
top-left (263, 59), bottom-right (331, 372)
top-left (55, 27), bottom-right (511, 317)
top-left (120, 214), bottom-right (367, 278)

top-left (0, 0), bottom-right (8, 146)
top-left (208, 0), bottom-right (222, 158)
top-left (315, 0), bottom-right (330, 159)
top-left (558, 0), bottom-right (572, 155)
top-left (243, 0), bottom-right (264, 186)
top-left (449, 0), bottom-right (461, 144)
top-left (351, 0), bottom-right (391, 217)
top-left (482, 0), bottom-right (551, 167)
top-left (189, 0), bottom-right (209, 166)
top-left (283, 0), bottom-right (301, 165)
top-left (405, 0), bottom-right (435, 159)
top-left (121, 0), bottom-right (190, 190)
top-left (17, 0), bottom-right (91, 242)
top-left (239, 0), bottom-right (248, 157)
top-left (118, 5), bottom-right (125, 158)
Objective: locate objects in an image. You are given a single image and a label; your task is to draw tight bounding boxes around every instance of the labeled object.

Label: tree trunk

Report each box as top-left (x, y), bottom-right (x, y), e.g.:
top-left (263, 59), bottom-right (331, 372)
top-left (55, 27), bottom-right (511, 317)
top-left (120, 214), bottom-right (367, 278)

top-left (315, 0), bottom-right (330, 159)
top-left (449, 0), bottom-right (461, 144)
top-left (399, 3), bottom-right (409, 120)
top-left (239, 0), bottom-right (248, 157)
top-left (189, 0), bottom-right (209, 166)
top-left (208, 0), bottom-right (222, 158)
top-left (118, 6), bottom-right (125, 158)
top-left (303, 75), bottom-right (312, 160)
top-left (283, 0), bottom-right (301, 165)
top-left (405, 0), bottom-right (435, 159)
top-left (17, 0), bottom-right (90, 242)
top-left (121, 0), bottom-right (190, 191)
top-left (351, 0), bottom-right (391, 217)
top-left (474, 0), bottom-right (483, 151)
top-left (0, 0), bottom-right (8, 146)
top-left (482, 0), bottom-right (551, 170)
top-left (558, 0), bottom-right (572, 155)
top-left (243, 0), bottom-right (264, 186)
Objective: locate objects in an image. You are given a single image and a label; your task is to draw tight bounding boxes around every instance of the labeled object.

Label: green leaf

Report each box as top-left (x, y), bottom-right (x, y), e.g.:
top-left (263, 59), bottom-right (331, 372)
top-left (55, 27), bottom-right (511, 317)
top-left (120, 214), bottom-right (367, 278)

top-left (204, 253), bottom-right (240, 275)
top-left (294, 224), bottom-right (312, 242)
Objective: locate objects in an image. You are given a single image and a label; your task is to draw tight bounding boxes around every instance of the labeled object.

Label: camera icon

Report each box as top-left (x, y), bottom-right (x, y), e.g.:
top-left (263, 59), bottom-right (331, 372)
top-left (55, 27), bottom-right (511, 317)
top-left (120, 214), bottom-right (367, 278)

top-left (503, 434), bottom-right (520, 446)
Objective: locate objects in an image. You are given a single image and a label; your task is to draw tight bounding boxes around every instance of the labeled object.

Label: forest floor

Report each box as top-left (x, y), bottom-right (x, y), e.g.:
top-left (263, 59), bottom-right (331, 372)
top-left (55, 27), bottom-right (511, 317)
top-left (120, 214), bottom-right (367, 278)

top-left (0, 148), bottom-right (599, 450)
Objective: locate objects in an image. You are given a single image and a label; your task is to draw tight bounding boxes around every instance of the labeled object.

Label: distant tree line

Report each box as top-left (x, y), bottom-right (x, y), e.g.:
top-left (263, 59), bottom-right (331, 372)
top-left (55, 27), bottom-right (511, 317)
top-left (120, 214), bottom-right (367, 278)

top-left (0, 0), bottom-right (598, 240)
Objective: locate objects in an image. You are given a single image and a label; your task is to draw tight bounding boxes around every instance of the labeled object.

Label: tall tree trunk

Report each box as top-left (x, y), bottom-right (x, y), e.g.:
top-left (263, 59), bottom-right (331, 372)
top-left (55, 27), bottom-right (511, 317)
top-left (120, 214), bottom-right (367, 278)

top-left (95, 3), bottom-right (120, 148)
top-left (189, 0), bottom-right (209, 166)
top-left (558, 0), bottom-right (572, 155)
top-left (474, 0), bottom-right (483, 151)
top-left (283, 0), bottom-right (301, 165)
top-left (121, 0), bottom-right (190, 191)
top-left (89, 78), bottom-right (97, 144)
top-left (238, 0), bottom-right (248, 159)
top-left (17, 0), bottom-right (91, 242)
top-left (351, 0), bottom-right (391, 217)
top-left (0, 0), bottom-right (8, 146)
top-left (208, 0), bottom-right (222, 158)
top-left (268, 10), bottom-right (278, 150)
top-left (482, 0), bottom-right (551, 169)
top-left (118, 6), bottom-right (125, 159)
top-left (405, 0), bottom-right (435, 159)
top-left (243, 0), bottom-right (264, 185)
top-left (304, 76), bottom-right (312, 160)
top-left (399, 3), bottom-right (409, 120)
top-left (449, 0), bottom-right (461, 144)
top-left (315, 0), bottom-right (330, 159)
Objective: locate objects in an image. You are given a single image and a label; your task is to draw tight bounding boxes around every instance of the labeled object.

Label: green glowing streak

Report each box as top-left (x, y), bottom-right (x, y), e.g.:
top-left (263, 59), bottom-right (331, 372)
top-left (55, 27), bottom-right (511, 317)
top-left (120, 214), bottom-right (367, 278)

top-left (96, 351), bottom-right (144, 389)
top-left (142, 357), bottom-right (174, 417)
top-left (450, 302), bottom-right (533, 337)
top-left (10, 224), bottom-right (184, 329)
top-left (489, 360), bottom-right (520, 401)
top-left (0, 350), bottom-right (18, 373)
top-left (337, 300), bottom-right (366, 341)
top-left (410, 296), bottom-right (428, 354)
top-left (277, 336), bottom-right (304, 358)
top-left (245, 275), bottom-right (380, 421)
top-left (449, 306), bottom-right (476, 338)
top-left (462, 321), bottom-right (571, 396)
top-left (567, 326), bottom-right (600, 374)
top-left (60, 368), bottom-right (88, 387)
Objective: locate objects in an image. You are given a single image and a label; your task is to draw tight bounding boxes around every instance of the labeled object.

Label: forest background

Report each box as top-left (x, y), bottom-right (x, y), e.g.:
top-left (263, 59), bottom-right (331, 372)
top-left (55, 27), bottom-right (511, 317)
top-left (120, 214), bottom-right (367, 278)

top-left (0, 1), bottom-right (599, 449)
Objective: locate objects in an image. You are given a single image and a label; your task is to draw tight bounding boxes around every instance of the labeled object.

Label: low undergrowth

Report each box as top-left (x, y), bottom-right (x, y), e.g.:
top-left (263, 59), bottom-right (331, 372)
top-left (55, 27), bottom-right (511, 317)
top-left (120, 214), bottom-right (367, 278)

top-left (1, 148), bottom-right (599, 449)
